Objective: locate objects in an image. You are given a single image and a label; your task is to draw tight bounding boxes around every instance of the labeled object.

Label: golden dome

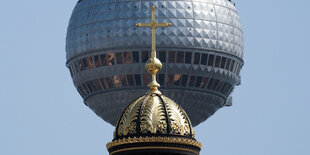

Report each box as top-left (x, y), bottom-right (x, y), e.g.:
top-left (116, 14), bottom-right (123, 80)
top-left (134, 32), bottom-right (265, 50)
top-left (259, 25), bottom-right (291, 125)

top-left (107, 93), bottom-right (202, 155)
top-left (115, 93), bottom-right (195, 138)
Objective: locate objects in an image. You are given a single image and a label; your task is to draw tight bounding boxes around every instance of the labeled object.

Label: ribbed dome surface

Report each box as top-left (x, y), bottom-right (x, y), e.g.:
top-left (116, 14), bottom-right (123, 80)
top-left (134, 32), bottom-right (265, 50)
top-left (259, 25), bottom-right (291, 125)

top-left (107, 93), bottom-right (202, 155)
top-left (115, 93), bottom-right (194, 139)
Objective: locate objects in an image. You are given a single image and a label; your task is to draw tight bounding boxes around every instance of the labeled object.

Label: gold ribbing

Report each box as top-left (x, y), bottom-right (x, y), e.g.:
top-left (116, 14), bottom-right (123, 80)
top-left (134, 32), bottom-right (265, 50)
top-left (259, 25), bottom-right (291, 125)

top-left (136, 6), bottom-right (172, 95)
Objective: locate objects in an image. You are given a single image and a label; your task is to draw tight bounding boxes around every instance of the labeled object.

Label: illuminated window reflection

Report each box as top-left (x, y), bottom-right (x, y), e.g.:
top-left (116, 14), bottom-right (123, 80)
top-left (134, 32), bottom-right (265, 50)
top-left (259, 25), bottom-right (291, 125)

top-left (143, 74), bottom-right (150, 86)
top-left (100, 54), bottom-right (108, 66)
top-left (113, 76), bottom-right (120, 87)
top-left (100, 78), bottom-right (108, 89)
top-left (82, 84), bottom-right (89, 94)
top-left (107, 53), bottom-right (115, 66)
top-left (116, 52), bottom-right (123, 64)
top-left (194, 76), bottom-right (203, 87)
top-left (123, 52), bottom-right (132, 64)
top-left (78, 60), bottom-right (83, 71)
top-left (82, 58), bottom-right (88, 70)
top-left (71, 50), bottom-right (240, 77)
top-left (105, 77), bottom-right (114, 88)
top-left (95, 79), bottom-right (102, 90)
top-left (174, 74), bottom-right (182, 86)
top-left (88, 56), bottom-right (94, 69)
top-left (120, 75), bottom-right (128, 87)
top-left (166, 74), bottom-right (174, 86)
top-left (200, 77), bottom-right (209, 88)
top-left (77, 74), bottom-right (233, 98)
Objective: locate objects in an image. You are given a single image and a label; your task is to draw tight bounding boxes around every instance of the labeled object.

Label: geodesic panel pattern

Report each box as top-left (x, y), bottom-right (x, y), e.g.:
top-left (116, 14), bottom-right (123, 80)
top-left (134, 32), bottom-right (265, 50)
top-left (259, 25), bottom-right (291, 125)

top-left (66, 0), bottom-right (243, 61)
top-left (66, 0), bottom-right (244, 127)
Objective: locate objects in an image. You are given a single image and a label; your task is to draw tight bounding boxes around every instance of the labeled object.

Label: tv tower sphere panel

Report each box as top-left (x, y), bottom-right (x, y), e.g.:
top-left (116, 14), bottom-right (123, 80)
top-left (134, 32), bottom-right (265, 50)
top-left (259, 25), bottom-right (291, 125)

top-left (66, 0), bottom-right (244, 126)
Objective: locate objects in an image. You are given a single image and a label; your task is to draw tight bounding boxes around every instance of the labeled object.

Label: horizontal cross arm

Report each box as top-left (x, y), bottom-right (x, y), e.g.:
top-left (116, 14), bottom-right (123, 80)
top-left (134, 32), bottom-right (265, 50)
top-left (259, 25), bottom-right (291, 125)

top-left (136, 23), bottom-right (151, 27)
top-left (156, 23), bottom-right (172, 27)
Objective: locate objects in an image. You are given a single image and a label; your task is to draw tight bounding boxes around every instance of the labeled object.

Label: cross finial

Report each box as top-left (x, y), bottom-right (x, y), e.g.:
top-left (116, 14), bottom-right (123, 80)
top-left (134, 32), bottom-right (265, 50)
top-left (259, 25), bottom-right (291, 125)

top-left (136, 6), bottom-right (172, 95)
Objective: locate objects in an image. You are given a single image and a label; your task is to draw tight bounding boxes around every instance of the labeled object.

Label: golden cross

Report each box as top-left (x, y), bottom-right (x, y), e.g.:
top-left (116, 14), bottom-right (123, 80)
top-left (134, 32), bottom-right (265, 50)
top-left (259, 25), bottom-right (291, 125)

top-left (136, 6), bottom-right (171, 58)
top-left (136, 6), bottom-right (172, 94)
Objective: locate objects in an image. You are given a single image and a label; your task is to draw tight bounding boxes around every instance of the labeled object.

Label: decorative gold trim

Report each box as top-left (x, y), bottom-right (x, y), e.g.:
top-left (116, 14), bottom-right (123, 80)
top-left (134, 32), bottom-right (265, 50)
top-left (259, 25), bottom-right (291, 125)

top-left (110, 146), bottom-right (199, 155)
top-left (106, 136), bottom-right (202, 150)
top-left (164, 96), bottom-right (191, 137)
top-left (117, 97), bottom-right (143, 136)
top-left (140, 95), bottom-right (167, 134)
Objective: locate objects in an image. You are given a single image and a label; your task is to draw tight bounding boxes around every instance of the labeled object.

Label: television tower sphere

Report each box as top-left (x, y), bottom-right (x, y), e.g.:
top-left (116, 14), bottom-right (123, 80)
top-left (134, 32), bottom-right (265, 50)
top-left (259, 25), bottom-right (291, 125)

top-left (66, 0), bottom-right (244, 126)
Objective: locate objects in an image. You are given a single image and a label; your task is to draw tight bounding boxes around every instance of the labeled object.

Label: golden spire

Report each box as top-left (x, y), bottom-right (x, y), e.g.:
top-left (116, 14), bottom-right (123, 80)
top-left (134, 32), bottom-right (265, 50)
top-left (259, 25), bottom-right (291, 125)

top-left (136, 6), bottom-right (172, 95)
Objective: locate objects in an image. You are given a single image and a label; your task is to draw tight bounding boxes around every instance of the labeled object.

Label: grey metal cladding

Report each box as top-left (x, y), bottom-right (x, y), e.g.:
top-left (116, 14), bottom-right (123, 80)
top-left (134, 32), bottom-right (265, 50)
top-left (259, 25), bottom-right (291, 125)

top-left (66, 0), bottom-right (243, 61)
top-left (65, 0), bottom-right (244, 127)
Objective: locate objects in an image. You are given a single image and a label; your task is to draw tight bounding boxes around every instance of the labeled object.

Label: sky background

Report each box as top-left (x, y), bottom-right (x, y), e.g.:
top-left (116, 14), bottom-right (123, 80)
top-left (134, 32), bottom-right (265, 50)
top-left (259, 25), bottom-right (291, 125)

top-left (1, 0), bottom-right (310, 154)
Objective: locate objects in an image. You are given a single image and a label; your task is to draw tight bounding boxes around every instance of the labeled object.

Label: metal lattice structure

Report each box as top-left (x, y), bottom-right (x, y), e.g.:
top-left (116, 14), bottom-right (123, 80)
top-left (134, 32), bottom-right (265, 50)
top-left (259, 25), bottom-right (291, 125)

top-left (66, 0), bottom-right (244, 126)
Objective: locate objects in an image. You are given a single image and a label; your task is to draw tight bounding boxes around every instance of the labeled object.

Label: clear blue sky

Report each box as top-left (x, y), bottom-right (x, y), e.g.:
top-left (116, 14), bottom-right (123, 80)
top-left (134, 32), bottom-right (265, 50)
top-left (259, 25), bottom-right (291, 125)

top-left (1, 0), bottom-right (309, 154)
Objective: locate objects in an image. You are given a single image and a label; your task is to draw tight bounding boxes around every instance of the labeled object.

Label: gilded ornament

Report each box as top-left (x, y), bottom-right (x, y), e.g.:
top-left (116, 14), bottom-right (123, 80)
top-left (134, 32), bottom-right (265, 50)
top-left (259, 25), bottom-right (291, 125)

top-left (140, 95), bottom-right (167, 134)
top-left (106, 136), bottom-right (202, 150)
top-left (164, 96), bottom-right (191, 136)
top-left (117, 97), bottom-right (143, 136)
